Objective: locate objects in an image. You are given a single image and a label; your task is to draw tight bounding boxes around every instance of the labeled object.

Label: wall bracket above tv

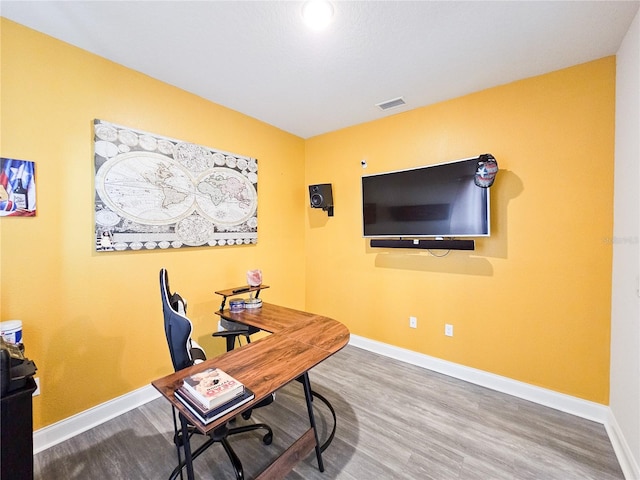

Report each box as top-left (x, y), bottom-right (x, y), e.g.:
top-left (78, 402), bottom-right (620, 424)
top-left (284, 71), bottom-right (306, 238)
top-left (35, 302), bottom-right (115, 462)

top-left (370, 239), bottom-right (475, 250)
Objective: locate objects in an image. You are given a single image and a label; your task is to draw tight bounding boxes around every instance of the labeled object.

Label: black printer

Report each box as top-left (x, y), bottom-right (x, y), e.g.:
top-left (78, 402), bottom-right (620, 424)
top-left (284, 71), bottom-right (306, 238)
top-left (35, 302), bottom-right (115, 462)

top-left (0, 338), bottom-right (37, 396)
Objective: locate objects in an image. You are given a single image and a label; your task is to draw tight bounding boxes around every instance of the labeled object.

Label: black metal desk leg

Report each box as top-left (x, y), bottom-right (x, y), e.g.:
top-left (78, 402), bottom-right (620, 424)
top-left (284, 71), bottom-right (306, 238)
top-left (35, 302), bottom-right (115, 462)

top-left (226, 335), bottom-right (235, 352)
top-left (171, 407), bottom-right (184, 480)
top-left (301, 372), bottom-right (325, 472)
top-left (179, 413), bottom-right (196, 480)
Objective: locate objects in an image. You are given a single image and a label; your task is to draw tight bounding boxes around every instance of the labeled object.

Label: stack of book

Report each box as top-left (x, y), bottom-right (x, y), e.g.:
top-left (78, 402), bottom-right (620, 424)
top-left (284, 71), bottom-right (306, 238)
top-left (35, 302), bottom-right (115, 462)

top-left (175, 368), bottom-right (254, 424)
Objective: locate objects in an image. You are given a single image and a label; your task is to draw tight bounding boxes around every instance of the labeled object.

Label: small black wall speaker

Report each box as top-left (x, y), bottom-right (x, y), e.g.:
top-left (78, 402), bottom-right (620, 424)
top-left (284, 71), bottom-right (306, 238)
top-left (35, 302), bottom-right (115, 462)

top-left (309, 183), bottom-right (334, 216)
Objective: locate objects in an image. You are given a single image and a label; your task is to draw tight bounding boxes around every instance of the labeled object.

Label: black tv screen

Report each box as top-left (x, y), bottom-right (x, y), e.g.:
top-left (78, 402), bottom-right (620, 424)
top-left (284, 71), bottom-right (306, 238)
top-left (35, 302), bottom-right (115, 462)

top-left (362, 157), bottom-right (490, 238)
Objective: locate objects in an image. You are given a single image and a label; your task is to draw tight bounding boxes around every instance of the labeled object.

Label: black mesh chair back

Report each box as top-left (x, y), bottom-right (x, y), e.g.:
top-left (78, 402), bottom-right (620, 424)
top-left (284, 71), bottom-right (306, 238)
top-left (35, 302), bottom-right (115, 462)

top-left (160, 268), bottom-right (194, 372)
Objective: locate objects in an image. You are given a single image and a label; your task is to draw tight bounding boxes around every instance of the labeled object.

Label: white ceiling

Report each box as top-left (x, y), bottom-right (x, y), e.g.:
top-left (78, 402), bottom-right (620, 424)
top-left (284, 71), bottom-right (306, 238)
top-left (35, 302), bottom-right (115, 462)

top-left (2, 1), bottom-right (638, 139)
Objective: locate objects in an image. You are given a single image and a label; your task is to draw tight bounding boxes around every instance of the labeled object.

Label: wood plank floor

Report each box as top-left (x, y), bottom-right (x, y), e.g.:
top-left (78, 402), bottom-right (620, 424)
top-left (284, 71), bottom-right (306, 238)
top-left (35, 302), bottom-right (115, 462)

top-left (34, 345), bottom-right (624, 479)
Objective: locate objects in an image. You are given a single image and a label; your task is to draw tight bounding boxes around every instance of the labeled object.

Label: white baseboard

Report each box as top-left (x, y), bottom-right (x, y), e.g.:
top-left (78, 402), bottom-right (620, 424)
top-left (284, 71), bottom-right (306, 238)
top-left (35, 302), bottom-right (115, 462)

top-left (349, 334), bottom-right (640, 479)
top-left (33, 385), bottom-right (161, 454)
top-left (606, 408), bottom-right (640, 480)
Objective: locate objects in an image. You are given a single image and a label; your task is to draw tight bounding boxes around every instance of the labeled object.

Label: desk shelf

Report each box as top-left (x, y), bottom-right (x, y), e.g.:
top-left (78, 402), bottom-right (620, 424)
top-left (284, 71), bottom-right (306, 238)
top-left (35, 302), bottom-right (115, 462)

top-left (215, 284), bottom-right (269, 312)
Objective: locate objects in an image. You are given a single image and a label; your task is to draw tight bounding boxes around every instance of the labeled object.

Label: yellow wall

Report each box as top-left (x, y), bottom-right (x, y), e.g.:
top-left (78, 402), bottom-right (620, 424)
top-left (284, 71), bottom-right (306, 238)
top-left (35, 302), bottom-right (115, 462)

top-left (305, 57), bottom-right (615, 404)
top-left (1, 17), bottom-right (615, 433)
top-left (0, 19), bottom-right (306, 429)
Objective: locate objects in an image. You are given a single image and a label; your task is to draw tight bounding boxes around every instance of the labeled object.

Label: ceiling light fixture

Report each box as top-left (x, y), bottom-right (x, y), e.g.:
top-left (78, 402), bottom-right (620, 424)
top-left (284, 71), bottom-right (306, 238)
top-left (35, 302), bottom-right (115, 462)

top-left (302, 0), bottom-right (334, 30)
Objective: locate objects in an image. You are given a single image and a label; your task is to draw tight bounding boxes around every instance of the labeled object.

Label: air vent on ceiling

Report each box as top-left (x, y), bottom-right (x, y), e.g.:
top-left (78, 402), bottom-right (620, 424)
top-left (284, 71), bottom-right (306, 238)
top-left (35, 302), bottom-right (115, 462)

top-left (376, 96), bottom-right (406, 111)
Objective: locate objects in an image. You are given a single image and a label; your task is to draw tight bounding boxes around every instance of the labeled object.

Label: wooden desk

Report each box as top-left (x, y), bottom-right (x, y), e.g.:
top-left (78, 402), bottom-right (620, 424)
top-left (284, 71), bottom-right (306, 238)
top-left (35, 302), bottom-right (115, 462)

top-left (152, 303), bottom-right (350, 480)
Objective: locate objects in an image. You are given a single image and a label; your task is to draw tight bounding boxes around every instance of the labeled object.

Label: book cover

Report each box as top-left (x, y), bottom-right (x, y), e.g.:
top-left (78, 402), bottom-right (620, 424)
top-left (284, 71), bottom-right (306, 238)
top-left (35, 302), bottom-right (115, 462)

top-left (175, 387), bottom-right (255, 425)
top-left (181, 368), bottom-right (244, 410)
top-left (175, 386), bottom-right (230, 416)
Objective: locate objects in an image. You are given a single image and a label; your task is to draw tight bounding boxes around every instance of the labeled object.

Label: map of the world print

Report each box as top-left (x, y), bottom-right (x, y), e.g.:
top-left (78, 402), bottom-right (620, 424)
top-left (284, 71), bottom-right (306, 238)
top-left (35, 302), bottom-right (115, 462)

top-left (93, 119), bottom-right (258, 252)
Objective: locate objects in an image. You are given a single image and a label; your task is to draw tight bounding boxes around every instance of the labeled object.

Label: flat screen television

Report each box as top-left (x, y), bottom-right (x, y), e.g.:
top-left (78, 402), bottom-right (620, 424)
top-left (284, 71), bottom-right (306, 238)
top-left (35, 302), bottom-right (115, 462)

top-left (362, 156), bottom-right (490, 238)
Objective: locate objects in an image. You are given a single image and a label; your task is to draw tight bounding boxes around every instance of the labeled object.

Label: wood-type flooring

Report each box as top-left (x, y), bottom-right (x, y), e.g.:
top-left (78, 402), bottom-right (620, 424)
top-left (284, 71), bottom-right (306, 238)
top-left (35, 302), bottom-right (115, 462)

top-left (34, 345), bottom-right (624, 479)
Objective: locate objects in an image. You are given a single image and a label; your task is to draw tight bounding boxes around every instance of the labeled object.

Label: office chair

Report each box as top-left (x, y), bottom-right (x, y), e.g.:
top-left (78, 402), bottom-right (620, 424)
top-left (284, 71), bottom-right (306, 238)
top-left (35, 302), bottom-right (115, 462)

top-left (160, 268), bottom-right (273, 480)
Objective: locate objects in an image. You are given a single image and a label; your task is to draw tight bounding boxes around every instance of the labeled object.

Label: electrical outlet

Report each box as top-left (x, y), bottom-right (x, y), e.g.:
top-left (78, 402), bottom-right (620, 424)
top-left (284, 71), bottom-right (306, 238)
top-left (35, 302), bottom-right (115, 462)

top-left (33, 377), bottom-right (40, 396)
top-left (409, 316), bottom-right (417, 328)
top-left (445, 324), bottom-right (454, 337)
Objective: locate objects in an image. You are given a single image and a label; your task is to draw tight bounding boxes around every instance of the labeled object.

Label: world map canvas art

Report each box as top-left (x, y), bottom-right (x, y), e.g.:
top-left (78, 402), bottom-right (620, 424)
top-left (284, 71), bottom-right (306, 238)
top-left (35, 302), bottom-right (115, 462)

top-left (93, 119), bottom-right (258, 252)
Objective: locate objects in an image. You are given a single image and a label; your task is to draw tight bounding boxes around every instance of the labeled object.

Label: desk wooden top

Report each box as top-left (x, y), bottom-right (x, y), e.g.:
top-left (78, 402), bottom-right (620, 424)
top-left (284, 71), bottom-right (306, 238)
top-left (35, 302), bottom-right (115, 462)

top-left (152, 303), bottom-right (350, 435)
top-left (218, 302), bottom-right (321, 334)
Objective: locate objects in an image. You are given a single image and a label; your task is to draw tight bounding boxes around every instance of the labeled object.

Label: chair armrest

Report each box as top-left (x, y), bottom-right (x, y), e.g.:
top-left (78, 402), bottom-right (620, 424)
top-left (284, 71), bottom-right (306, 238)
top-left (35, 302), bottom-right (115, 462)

top-left (189, 339), bottom-right (207, 363)
top-left (212, 330), bottom-right (250, 338)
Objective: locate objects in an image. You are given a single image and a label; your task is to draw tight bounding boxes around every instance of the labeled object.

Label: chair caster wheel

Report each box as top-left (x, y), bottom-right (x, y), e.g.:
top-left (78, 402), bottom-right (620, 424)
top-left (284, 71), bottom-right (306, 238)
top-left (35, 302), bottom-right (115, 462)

top-left (242, 411), bottom-right (252, 420)
top-left (263, 432), bottom-right (273, 445)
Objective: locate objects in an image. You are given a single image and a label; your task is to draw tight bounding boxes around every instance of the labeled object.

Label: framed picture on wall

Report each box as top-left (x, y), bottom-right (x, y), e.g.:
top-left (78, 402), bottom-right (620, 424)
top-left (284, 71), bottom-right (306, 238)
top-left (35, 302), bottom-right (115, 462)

top-left (93, 119), bottom-right (258, 252)
top-left (0, 158), bottom-right (36, 217)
